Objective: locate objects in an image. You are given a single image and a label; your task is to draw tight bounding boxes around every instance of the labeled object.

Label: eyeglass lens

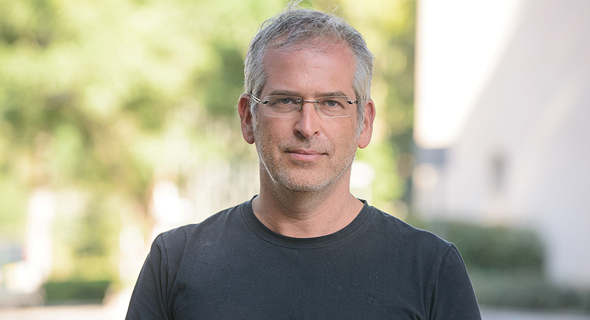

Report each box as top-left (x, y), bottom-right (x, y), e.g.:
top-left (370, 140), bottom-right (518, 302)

top-left (262, 95), bottom-right (354, 118)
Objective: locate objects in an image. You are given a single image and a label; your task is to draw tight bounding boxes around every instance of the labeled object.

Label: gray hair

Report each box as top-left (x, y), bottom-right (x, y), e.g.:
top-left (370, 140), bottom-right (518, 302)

top-left (244, 3), bottom-right (374, 131)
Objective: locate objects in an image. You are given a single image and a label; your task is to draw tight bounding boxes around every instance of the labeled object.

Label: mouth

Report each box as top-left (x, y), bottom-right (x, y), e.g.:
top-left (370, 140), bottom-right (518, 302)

top-left (286, 149), bottom-right (326, 162)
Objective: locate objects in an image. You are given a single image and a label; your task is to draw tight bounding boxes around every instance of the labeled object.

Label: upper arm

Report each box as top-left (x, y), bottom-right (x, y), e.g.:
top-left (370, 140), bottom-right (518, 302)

top-left (429, 245), bottom-right (481, 320)
top-left (125, 234), bottom-right (172, 320)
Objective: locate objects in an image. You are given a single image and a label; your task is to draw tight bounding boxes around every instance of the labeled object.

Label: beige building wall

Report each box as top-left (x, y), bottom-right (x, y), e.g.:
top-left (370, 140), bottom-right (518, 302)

top-left (414, 0), bottom-right (590, 288)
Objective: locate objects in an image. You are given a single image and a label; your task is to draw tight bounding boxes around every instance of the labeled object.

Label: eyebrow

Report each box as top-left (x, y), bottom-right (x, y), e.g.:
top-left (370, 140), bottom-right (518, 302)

top-left (266, 90), bottom-right (349, 98)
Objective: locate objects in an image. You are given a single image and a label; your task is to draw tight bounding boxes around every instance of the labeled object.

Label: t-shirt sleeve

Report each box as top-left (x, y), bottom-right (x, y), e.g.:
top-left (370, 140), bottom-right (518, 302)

top-left (429, 245), bottom-right (482, 320)
top-left (125, 234), bottom-right (172, 320)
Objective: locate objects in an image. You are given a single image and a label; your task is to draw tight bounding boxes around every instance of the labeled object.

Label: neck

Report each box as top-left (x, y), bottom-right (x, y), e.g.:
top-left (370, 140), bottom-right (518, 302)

top-left (252, 167), bottom-right (364, 238)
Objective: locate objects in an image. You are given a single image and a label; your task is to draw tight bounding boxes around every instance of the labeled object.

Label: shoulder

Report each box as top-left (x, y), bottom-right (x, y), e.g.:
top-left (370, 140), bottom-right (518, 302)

top-left (364, 205), bottom-right (453, 256)
top-left (154, 201), bottom-right (247, 257)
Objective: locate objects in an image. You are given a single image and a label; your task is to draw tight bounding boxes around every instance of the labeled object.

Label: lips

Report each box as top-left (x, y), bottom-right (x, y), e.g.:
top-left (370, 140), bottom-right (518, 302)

top-left (286, 149), bottom-right (326, 161)
top-left (290, 149), bottom-right (323, 155)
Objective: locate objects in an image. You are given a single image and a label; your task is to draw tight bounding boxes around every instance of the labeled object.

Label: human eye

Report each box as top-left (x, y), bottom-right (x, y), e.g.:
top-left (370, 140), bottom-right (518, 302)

top-left (325, 100), bottom-right (341, 107)
top-left (319, 97), bottom-right (345, 109)
top-left (269, 96), bottom-right (299, 106)
top-left (317, 97), bottom-right (350, 117)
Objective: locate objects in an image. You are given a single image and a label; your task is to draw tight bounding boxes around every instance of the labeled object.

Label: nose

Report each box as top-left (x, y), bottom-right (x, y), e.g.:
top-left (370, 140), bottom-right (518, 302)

top-left (293, 102), bottom-right (321, 138)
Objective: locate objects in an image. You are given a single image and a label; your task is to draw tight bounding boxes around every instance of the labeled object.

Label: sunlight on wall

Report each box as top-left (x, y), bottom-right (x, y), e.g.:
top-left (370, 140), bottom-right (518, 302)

top-left (415, 0), bottom-right (524, 149)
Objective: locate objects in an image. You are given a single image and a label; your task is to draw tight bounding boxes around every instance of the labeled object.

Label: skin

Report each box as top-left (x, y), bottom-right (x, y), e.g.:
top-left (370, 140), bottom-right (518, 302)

top-left (238, 42), bottom-right (375, 238)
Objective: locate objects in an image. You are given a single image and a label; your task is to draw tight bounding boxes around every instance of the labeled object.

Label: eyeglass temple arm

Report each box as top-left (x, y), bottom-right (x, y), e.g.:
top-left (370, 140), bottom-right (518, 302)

top-left (249, 94), bottom-right (268, 104)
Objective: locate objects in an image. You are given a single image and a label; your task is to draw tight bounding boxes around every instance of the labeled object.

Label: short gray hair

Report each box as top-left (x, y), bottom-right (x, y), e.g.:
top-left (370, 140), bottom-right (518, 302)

top-left (244, 3), bottom-right (374, 129)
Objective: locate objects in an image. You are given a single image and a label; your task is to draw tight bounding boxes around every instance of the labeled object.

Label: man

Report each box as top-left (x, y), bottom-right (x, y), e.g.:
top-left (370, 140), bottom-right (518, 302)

top-left (126, 4), bottom-right (481, 319)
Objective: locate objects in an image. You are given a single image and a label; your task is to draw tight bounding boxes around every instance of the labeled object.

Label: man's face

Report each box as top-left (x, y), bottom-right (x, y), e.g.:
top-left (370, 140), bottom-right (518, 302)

top-left (244, 42), bottom-right (373, 192)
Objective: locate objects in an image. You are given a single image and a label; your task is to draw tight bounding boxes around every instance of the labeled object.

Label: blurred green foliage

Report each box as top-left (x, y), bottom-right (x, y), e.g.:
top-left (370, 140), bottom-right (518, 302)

top-left (411, 219), bottom-right (545, 272)
top-left (44, 280), bottom-right (111, 304)
top-left (413, 220), bottom-right (590, 311)
top-left (470, 269), bottom-right (590, 311)
top-left (444, 221), bottom-right (545, 271)
top-left (0, 0), bottom-right (416, 283)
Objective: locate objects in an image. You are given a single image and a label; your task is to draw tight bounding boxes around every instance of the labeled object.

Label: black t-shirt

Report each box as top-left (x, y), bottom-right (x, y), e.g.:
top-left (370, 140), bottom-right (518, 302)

top-left (126, 199), bottom-right (481, 319)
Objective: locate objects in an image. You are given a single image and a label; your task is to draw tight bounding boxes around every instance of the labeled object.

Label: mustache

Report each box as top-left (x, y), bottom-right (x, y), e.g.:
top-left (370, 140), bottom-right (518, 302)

top-left (278, 140), bottom-right (333, 154)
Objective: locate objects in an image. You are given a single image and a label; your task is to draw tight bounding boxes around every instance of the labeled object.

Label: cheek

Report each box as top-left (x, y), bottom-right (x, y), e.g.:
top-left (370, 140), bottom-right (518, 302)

top-left (255, 118), bottom-right (292, 139)
top-left (335, 130), bottom-right (361, 155)
top-left (253, 122), bottom-right (282, 154)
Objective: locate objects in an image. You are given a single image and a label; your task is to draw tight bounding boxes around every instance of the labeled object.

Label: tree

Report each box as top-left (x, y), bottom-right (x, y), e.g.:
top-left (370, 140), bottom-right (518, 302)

top-left (0, 0), bottom-right (416, 281)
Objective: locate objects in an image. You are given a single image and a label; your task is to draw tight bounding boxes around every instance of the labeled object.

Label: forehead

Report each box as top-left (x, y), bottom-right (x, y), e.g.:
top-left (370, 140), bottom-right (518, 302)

top-left (261, 41), bottom-right (356, 96)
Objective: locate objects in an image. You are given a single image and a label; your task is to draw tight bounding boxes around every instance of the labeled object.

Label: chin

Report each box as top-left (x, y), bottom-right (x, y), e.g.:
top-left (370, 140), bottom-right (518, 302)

top-left (282, 180), bottom-right (331, 192)
top-left (272, 169), bottom-right (341, 193)
top-left (259, 152), bottom-right (353, 193)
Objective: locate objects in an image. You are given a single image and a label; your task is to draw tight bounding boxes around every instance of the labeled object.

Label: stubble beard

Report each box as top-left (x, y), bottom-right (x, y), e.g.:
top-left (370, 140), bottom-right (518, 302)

top-left (255, 135), bottom-right (357, 193)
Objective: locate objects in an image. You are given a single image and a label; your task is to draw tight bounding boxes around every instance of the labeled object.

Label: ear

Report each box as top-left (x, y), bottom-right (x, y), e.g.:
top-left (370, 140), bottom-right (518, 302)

top-left (238, 93), bottom-right (255, 144)
top-left (358, 99), bottom-right (375, 149)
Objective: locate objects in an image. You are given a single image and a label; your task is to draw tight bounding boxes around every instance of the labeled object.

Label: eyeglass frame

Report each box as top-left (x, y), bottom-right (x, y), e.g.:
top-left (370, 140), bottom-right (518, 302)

top-left (249, 93), bottom-right (359, 118)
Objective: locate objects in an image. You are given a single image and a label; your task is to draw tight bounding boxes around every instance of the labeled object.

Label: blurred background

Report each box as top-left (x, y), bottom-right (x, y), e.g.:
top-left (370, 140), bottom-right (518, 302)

top-left (0, 0), bottom-right (588, 318)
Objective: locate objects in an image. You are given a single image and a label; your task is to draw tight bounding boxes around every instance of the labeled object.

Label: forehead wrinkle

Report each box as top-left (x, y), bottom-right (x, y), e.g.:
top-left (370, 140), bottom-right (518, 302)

top-left (266, 90), bottom-right (349, 98)
top-left (266, 90), bottom-right (300, 96)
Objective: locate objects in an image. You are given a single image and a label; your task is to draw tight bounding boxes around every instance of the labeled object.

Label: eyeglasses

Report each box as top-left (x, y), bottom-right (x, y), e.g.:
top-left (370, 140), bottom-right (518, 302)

top-left (250, 94), bottom-right (358, 119)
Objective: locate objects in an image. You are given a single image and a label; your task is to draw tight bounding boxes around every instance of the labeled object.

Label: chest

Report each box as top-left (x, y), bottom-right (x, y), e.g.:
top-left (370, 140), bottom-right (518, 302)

top-left (167, 241), bottom-right (430, 319)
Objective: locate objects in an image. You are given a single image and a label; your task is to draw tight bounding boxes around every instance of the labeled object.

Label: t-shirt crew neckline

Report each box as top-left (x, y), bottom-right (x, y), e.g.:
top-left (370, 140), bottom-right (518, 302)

top-left (241, 196), bottom-right (374, 250)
